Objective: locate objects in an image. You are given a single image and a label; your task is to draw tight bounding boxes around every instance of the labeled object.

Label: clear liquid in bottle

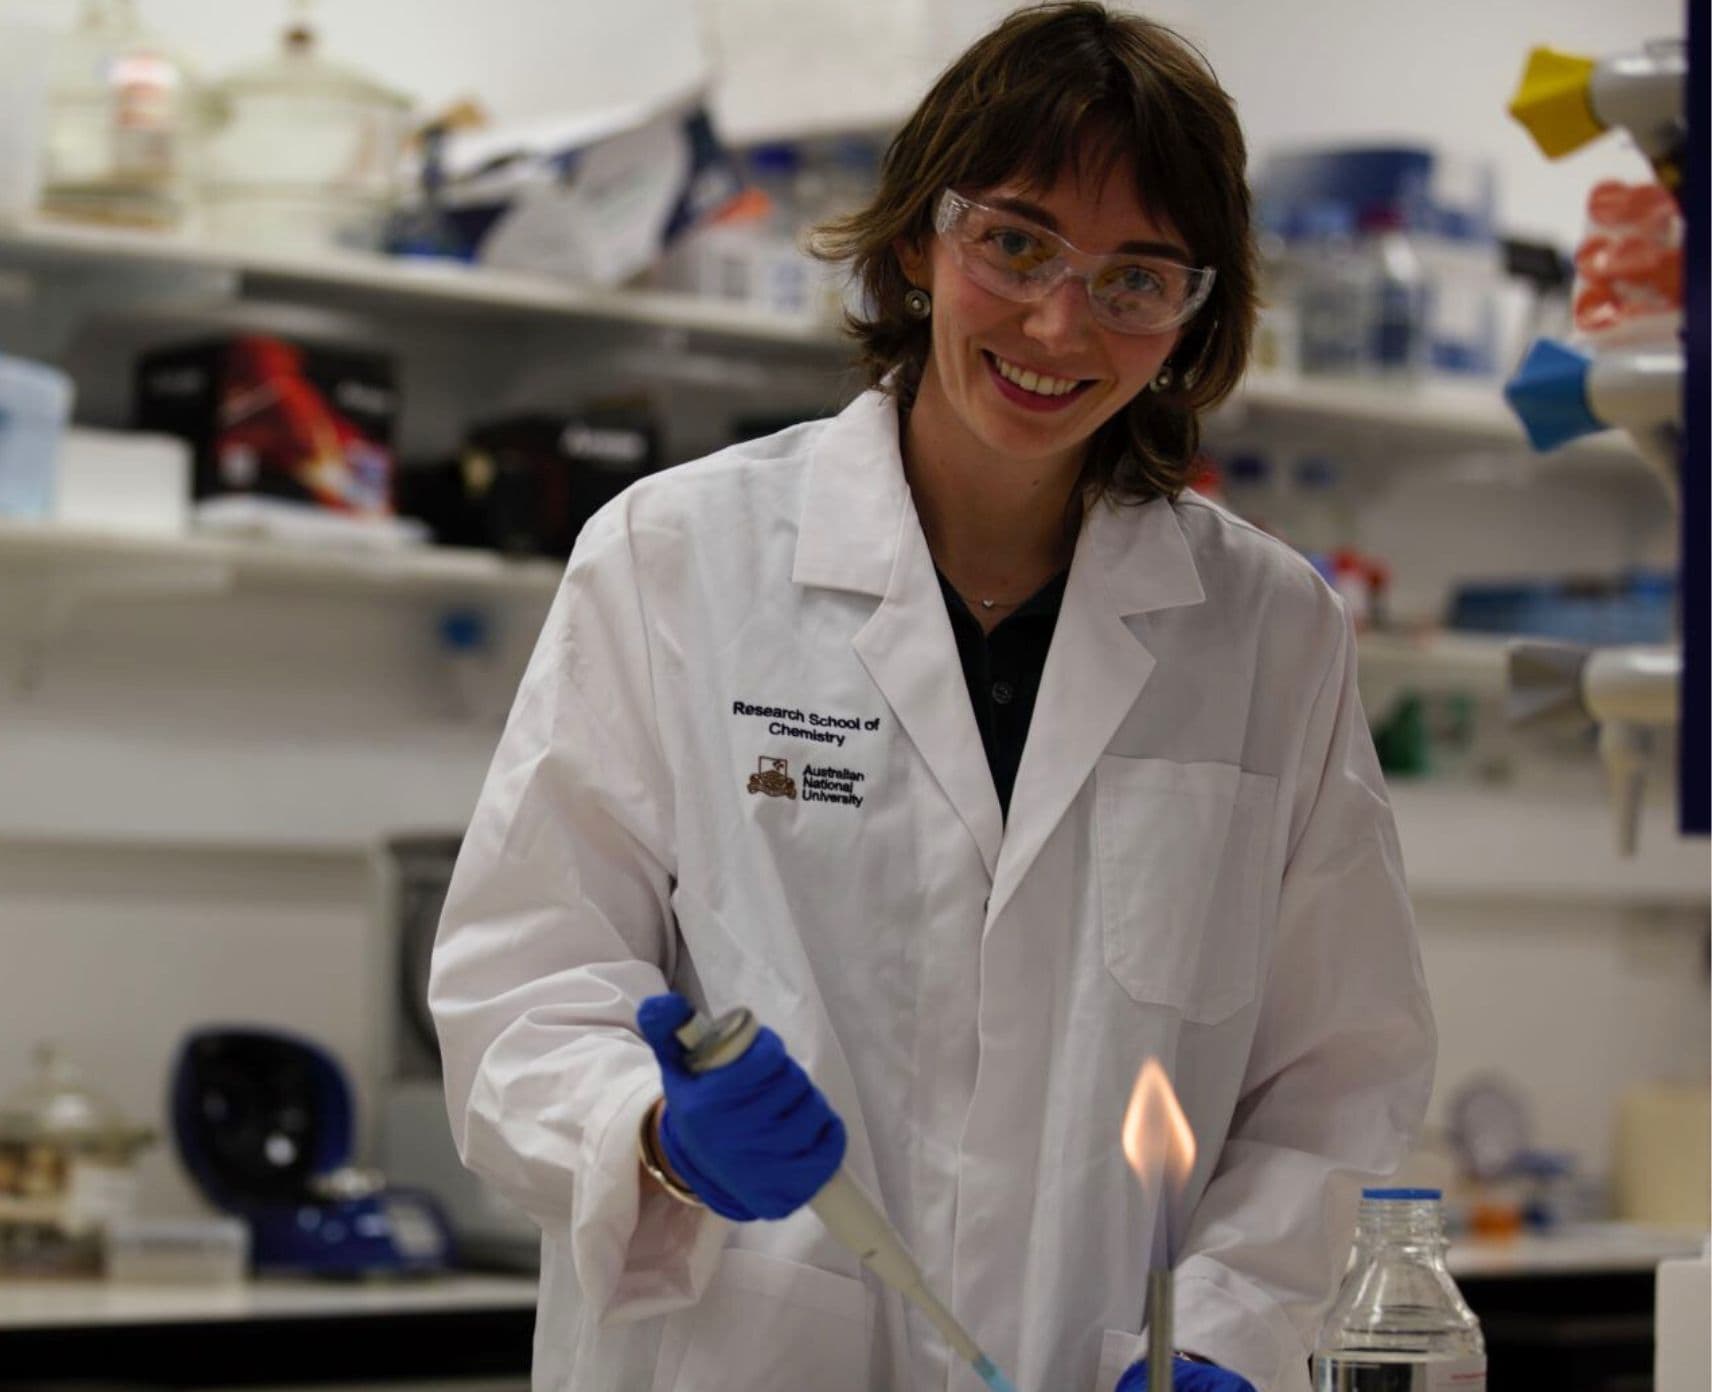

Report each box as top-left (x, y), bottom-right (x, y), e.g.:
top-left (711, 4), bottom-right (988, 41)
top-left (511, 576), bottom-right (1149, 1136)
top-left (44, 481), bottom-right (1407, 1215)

top-left (1312, 1189), bottom-right (1485, 1392)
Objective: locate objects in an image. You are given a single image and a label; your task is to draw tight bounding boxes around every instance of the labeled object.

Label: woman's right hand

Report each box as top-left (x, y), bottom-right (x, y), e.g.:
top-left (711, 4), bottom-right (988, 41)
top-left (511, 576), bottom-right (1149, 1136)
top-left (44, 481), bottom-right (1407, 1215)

top-left (637, 992), bottom-right (847, 1221)
top-left (1116, 1356), bottom-right (1255, 1391)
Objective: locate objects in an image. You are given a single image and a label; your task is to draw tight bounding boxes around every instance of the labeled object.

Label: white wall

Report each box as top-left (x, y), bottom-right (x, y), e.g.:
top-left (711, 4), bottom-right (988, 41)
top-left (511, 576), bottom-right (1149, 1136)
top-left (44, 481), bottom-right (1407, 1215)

top-left (6, 0), bottom-right (710, 127)
top-left (1415, 893), bottom-right (1707, 1181)
top-left (1119, 0), bottom-right (1687, 246)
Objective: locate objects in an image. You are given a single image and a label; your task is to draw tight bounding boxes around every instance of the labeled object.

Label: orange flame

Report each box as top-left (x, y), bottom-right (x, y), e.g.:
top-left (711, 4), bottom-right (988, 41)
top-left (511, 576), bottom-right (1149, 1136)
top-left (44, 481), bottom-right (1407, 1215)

top-left (1121, 1058), bottom-right (1196, 1198)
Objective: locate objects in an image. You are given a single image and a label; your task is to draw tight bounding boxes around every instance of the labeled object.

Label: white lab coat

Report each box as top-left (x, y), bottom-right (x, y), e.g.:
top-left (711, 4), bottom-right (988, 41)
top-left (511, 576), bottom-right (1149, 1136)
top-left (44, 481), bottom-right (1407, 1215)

top-left (429, 387), bottom-right (1436, 1392)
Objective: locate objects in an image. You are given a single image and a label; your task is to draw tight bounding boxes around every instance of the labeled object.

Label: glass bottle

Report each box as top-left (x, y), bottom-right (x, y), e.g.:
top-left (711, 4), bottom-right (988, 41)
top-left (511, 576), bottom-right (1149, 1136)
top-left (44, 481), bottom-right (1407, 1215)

top-left (201, 0), bottom-right (411, 253)
top-left (1296, 200), bottom-right (1370, 376)
top-left (741, 142), bottom-right (814, 317)
top-left (1313, 1188), bottom-right (1486, 1392)
top-left (1360, 207), bottom-right (1429, 379)
top-left (40, 0), bottom-right (196, 228)
top-left (0, 1043), bottom-right (156, 1275)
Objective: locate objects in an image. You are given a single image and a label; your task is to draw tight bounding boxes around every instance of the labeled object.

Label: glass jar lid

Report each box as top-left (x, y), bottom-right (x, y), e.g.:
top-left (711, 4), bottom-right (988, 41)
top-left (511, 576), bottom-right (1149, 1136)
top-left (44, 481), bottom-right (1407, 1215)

top-left (0, 1042), bottom-right (156, 1154)
top-left (211, 6), bottom-right (409, 110)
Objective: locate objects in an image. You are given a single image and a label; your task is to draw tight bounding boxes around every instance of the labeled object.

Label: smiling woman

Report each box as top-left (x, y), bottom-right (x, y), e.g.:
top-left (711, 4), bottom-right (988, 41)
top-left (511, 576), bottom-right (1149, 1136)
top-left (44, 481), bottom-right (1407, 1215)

top-left (430, 7), bottom-right (1434, 1392)
top-left (809, 2), bottom-right (1257, 507)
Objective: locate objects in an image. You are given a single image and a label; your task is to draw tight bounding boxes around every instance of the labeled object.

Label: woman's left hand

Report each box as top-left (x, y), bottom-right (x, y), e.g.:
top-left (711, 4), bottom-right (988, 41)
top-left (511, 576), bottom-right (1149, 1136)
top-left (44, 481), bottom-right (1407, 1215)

top-left (1115, 1355), bottom-right (1256, 1392)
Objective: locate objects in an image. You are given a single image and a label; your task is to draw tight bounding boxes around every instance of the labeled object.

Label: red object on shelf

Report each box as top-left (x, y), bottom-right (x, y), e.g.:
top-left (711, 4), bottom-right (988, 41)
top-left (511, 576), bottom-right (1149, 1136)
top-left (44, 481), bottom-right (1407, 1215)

top-left (135, 334), bottom-right (398, 516)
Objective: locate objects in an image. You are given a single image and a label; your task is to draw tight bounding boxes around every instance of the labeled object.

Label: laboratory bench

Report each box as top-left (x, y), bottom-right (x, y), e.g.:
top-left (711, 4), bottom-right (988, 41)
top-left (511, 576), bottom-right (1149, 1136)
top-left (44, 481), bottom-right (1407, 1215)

top-left (0, 1228), bottom-right (1702, 1389)
top-left (1449, 1225), bottom-right (1707, 1392)
top-left (0, 1272), bottom-right (538, 1388)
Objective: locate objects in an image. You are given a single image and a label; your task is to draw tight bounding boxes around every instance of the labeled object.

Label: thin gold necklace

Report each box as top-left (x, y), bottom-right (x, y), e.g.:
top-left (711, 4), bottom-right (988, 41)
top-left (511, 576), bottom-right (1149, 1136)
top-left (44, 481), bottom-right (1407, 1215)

top-left (950, 572), bottom-right (1048, 612)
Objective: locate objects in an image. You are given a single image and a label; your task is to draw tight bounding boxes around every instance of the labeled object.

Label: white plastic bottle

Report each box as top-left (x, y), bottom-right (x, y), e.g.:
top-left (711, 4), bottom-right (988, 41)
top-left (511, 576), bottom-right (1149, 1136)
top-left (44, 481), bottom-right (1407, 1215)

top-left (1313, 1189), bottom-right (1486, 1392)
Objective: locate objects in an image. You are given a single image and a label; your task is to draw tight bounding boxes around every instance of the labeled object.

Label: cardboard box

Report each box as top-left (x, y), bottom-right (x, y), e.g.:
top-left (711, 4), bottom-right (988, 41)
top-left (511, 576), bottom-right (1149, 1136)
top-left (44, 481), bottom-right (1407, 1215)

top-left (135, 335), bottom-right (399, 517)
top-left (398, 408), bottom-right (662, 557)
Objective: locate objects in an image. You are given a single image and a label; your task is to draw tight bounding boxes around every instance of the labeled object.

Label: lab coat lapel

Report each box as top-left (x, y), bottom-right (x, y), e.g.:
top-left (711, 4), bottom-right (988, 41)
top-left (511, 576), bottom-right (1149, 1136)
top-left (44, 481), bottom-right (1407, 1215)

top-left (852, 517), bottom-right (1005, 879)
top-left (987, 495), bottom-right (1206, 922)
top-left (795, 391), bottom-right (1004, 879)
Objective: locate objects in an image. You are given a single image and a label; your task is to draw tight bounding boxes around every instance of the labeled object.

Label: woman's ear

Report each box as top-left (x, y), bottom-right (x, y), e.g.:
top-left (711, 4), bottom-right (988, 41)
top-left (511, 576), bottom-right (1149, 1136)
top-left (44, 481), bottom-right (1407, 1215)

top-left (893, 235), bottom-right (930, 289)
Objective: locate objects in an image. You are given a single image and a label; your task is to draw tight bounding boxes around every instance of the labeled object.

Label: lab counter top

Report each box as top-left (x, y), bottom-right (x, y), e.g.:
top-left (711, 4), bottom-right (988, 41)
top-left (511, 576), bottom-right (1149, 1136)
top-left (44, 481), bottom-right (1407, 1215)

top-left (0, 1272), bottom-right (539, 1387)
top-left (0, 1270), bottom-right (539, 1329)
top-left (0, 1229), bottom-right (1703, 1386)
top-left (1448, 1223), bottom-right (1706, 1278)
top-left (1, 1224), bottom-right (1697, 1331)
top-left (1448, 1226), bottom-right (1707, 1392)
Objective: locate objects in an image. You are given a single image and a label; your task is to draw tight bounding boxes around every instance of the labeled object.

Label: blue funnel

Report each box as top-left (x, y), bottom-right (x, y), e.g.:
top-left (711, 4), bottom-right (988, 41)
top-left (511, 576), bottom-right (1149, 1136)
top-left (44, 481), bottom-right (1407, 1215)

top-left (1504, 338), bottom-right (1604, 451)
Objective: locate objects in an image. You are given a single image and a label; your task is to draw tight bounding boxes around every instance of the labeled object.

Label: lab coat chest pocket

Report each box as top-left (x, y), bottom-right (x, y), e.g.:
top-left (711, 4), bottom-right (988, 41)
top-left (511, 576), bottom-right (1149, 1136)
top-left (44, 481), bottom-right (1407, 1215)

top-left (650, 1248), bottom-right (871, 1392)
top-left (1095, 756), bottom-right (1278, 1024)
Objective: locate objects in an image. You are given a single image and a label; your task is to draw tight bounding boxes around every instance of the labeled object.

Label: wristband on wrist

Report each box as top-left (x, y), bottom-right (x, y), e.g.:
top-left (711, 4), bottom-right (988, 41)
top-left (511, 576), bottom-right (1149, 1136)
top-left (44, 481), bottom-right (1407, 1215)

top-left (637, 1097), bottom-right (704, 1207)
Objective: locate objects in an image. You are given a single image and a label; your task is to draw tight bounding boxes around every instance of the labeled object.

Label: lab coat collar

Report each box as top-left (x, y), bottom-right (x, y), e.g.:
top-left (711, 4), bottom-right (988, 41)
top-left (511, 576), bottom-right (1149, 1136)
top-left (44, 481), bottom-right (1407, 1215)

top-left (804, 390), bottom-right (1008, 874)
top-left (794, 388), bottom-right (1208, 888)
top-left (791, 388), bottom-right (910, 597)
top-left (793, 388), bottom-right (1207, 617)
top-left (1079, 487), bottom-right (1207, 617)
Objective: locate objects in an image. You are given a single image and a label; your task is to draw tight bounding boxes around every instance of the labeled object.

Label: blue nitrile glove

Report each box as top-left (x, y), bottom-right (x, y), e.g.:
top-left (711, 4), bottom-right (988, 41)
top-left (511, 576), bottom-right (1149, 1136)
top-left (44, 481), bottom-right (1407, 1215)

top-left (1116, 1356), bottom-right (1256, 1392)
top-left (637, 992), bottom-right (847, 1222)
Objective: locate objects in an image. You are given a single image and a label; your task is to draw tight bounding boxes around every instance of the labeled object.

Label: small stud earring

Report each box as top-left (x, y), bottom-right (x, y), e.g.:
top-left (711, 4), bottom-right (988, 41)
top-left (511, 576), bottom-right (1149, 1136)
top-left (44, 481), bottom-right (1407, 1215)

top-left (903, 287), bottom-right (932, 320)
top-left (1150, 363), bottom-right (1174, 392)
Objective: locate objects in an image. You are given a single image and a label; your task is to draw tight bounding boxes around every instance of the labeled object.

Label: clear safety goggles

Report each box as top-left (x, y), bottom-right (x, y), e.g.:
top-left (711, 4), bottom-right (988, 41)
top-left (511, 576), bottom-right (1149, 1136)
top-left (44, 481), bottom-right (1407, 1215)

top-left (932, 188), bottom-right (1216, 335)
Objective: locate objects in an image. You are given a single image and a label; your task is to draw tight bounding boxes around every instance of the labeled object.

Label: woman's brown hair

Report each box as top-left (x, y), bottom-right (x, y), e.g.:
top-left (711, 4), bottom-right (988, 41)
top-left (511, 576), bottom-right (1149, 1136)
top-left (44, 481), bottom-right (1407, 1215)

top-left (810, 1), bottom-right (1256, 504)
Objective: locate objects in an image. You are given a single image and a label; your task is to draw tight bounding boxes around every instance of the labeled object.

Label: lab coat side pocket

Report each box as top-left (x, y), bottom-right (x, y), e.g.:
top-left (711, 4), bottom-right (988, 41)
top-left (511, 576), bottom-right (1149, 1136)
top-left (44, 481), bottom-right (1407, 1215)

top-left (650, 1247), bottom-right (872, 1392)
top-left (1095, 757), bottom-right (1278, 1025)
top-left (1094, 1327), bottom-right (1146, 1392)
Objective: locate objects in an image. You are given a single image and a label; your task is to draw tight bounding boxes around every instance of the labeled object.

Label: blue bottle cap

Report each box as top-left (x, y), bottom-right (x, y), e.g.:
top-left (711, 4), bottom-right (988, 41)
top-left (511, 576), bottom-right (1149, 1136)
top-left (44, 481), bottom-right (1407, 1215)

top-left (1362, 1187), bottom-right (1443, 1200)
top-left (1294, 455), bottom-right (1340, 489)
top-left (437, 607), bottom-right (490, 652)
top-left (1503, 338), bottom-right (1602, 451)
top-left (747, 142), bottom-right (802, 176)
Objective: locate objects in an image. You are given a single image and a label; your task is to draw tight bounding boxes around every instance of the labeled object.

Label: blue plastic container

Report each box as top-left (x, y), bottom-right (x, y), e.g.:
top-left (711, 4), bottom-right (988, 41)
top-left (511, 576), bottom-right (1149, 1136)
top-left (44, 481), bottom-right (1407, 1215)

top-left (1448, 571), bottom-right (1678, 644)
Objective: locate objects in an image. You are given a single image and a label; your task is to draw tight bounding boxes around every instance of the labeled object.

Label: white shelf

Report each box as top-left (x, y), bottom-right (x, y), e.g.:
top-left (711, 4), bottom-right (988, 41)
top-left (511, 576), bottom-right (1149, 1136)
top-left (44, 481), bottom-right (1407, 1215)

top-left (1448, 1224), bottom-right (1707, 1278)
top-left (1358, 629), bottom-right (1511, 686)
top-left (0, 218), bottom-right (1649, 465)
top-left (1349, 633), bottom-right (1703, 904)
top-left (0, 516), bottom-right (562, 602)
top-left (0, 519), bottom-right (1663, 707)
top-left (0, 217), bottom-right (843, 348)
top-left (1221, 370), bottom-right (1638, 466)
